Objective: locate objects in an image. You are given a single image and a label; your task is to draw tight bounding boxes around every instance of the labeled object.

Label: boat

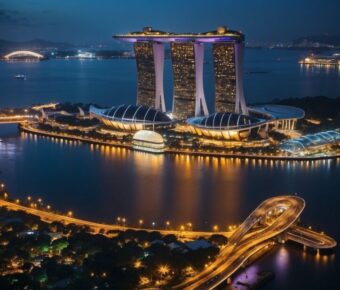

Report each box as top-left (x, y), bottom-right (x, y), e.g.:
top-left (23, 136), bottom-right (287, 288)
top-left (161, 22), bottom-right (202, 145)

top-left (13, 74), bottom-right (26, 80)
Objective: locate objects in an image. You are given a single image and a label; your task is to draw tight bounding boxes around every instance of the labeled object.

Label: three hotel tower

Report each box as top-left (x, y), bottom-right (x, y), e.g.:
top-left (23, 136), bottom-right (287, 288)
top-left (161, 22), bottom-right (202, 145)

top-left (114, 26), bottom-right (248, 119)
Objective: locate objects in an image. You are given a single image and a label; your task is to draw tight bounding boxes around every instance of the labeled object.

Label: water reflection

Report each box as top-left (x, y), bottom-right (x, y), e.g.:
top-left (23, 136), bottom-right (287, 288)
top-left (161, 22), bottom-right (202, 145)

top-left (3, 131), bottom-right (340, 232)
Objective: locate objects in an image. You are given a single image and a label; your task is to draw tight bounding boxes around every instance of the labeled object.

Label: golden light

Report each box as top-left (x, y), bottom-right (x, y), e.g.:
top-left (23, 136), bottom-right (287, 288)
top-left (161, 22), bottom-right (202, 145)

top-left (27, 196), bottom-right (32, 201)
top-left (15, 199), bottom-right (20, 204)
top-left (166, 221), bottom-right (170, 226)
top-left (67, 211), bottom-right (73, 217)
top-left (139, 276), bottom-right (150, 285)
top-left (213, 225), bottom-right (219, 231)
top-left (47, 205), bottom-right (51, 210)
top-left (139, 219), bottom-right (144, 226)
top-left (180, 225), bottom-right (185, 231)
top-left (158, 265), bottom-right (170, 276)
top-left (134, 260), bottom-right (142, 268)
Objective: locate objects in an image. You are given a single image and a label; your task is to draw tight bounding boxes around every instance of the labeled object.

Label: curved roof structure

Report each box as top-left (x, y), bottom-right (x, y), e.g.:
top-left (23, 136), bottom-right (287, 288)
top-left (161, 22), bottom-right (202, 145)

top-left (114, 26), bottom-right (244, 43)
top-left (187, 112), bottom-right (263, 130)
top-left (91, 104), bottom-right (171, 124)
top-left (248, 104), bottom-right (305, 120)
top-left (133, 130), bottom-right (164, 144)
top-left (280, 130), bottom-right (340, 153)
top-left (4, 50), bottom-right (44, 59)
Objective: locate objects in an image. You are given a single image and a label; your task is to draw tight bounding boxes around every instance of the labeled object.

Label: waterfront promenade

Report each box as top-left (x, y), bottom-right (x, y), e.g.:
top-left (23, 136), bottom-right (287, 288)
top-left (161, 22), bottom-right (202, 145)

top-left (19, 123), bottom-right (340, 161)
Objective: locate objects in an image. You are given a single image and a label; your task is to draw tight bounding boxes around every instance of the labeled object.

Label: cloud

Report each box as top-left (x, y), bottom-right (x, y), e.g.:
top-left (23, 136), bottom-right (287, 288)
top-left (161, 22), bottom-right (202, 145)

top-left (0, 8), bottom-right (30, 26)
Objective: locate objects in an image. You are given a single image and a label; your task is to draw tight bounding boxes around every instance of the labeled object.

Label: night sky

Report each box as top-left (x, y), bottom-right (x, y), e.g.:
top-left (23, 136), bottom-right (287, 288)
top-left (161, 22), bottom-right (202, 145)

top-left (1, 0), bottom-right (340, 44)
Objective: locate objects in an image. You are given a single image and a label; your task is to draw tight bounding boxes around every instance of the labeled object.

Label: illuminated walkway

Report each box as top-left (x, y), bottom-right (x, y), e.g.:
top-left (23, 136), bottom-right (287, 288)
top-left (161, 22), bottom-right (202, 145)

top-left (174, 196), bottom-right (336, 290)
top-left (20, 124), bottom-right (340, 161)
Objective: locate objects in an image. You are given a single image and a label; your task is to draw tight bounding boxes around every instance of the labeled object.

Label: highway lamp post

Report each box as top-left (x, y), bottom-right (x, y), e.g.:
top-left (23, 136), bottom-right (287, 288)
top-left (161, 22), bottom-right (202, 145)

top-left (152, 221), bottom-right (156, 229)
top-left (139, 219), bottom-right (144, 228)
top-left (0, 183), bottom-right (5, 192)
top-left (122, 217), bottom-right (126, 227)
top-left (165, 221), bottom-right (170, 229)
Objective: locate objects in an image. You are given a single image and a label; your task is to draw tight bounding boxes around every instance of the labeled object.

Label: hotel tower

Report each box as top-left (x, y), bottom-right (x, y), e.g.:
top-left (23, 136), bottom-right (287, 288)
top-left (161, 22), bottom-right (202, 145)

top-left (114, 26), bottom-right (248, 119)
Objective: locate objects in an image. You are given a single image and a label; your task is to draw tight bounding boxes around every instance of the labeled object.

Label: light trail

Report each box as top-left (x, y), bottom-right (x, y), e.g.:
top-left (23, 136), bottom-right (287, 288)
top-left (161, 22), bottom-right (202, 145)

top-left (0, 195), bottom-right (336, 290)
top-left (174, 196), bottom-right (336, 290)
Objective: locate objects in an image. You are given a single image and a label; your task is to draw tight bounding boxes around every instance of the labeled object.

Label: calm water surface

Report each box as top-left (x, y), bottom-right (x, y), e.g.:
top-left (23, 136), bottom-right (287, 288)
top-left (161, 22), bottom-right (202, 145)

top-left (0, 49), bottom-right (339, 289)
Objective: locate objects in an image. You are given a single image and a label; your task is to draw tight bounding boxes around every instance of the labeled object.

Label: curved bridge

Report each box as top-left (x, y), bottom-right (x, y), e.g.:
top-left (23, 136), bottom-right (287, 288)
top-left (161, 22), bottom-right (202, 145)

top-left (175, 195), bottom-right (336, 290)
top-left (4, 50), bottom-right (44, 60)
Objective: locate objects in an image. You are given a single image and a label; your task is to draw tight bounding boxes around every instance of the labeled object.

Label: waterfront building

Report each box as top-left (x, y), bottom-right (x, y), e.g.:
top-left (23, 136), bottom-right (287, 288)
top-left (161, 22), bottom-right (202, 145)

top-left (213, 40), bottom-right (247, 115)
top-left (171, 41), bottom-right (208, 119)
top-left (248, 104), bottom-right (305, 131)
top-left (132, 130), bottom-right (166, 153)
top-left (113, 26), bottom-right (246, 119)
top-left (280, 130), bottom-right (340, 155)
top-left (89, 104), bottom-right (173, 131)
top-left (134, 41), bottom-right (165, 111)
top-left (299, 53), bottom-right (340, 66)
top-left (187, 112), bottom-right (265, 141)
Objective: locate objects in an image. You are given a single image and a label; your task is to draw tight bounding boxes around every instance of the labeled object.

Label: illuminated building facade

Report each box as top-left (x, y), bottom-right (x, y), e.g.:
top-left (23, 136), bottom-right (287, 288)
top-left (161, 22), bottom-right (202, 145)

top-left (114, 26), bottom-right (247, 119)
top-left (132, 130), bottom-right (166, 153)
top-left (134, 41), bottom-right (165, 111)
top-left (187, 112), bottom-right (265, 141)
top-left (89, 104), bottom-right (173, 131)
top-left (171, 42), bottom-right (208, 119)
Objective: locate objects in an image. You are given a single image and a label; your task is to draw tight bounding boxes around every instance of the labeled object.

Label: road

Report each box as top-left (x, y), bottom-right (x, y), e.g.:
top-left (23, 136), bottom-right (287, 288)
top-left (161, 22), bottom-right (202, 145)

top-left (0, 195), bottom-right (336, 290)
top-left (0, 198), bottom-right (229, 239)
top-left (174, 195), bottom-right (336, 290)
top-left (287, 225), bottom-right (337, 249)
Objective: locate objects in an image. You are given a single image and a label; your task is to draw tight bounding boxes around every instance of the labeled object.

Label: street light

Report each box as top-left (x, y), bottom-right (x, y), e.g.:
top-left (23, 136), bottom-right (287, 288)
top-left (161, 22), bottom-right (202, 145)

top-left (67, 211), bottom-right (73, 217)
top-left (139, 219), bottom-right (144, 227)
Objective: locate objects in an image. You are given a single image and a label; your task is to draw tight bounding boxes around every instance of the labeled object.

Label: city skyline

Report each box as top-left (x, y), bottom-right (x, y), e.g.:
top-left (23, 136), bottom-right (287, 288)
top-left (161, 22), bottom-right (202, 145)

top-left (0, 2), bottom-right (339, 289)
top-left (0, 0), bottom-right (340, 44)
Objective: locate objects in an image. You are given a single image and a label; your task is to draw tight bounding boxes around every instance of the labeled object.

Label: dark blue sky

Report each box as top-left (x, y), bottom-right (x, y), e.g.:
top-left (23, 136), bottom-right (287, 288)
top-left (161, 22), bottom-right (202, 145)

top-left (1, 0), bottom-right (340, 44)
